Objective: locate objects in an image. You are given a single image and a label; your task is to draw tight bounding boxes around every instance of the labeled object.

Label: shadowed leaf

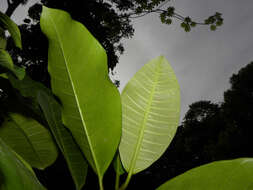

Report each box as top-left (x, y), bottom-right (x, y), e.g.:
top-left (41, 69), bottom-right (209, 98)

top-left (0, 11), bottom-right (22, 49)
top-left (0, 138), bottom-right (45, 190)
top-left (0, 113), bottom-right (58, 169)
top-left (37, 91), bottom-right (88, 190)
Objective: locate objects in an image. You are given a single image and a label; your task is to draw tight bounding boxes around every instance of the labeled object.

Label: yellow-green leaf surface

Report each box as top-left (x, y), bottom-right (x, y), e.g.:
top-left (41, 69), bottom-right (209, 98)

top-left (0, 113), bottom-right (58, 169)
top-left (38, 91), bottom-right (88, 190)
top-left (119, 56), bottom-right (180, 176)
top-left (0, 138), bottom-right (45, 190)
top-left (40, 6), bottom-right (122, 181)
top-left (157, 158), bottom-right (253, 190)
top-left (0, 11), bottom-right (22, 49)
top-left (0, 49), bottom-right (25, 80)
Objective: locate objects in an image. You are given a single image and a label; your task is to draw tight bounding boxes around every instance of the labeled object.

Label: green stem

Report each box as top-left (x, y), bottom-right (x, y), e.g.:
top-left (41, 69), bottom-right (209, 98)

top-left (99, 177), bottom-right (104, 190)
top-left (119, 173), bottom-right (132, 190)
top-left (115, 157), bottom-right (120, 190)
top-left (115, 171), bottom-right (120, 190)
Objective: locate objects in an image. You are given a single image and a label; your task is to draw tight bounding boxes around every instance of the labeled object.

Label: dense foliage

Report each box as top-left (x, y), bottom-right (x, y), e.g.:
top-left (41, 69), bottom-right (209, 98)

top-left (1, 1), bottom-right (253, 190)
top-left (4, 0), bottom-right (223, 87)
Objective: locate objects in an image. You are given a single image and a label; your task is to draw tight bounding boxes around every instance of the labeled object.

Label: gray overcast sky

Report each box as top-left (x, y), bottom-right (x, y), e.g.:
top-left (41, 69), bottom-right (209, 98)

top-left (1, 0), bottom-right (253, 121)
top-left (115, 0), bottom-right (253, 120)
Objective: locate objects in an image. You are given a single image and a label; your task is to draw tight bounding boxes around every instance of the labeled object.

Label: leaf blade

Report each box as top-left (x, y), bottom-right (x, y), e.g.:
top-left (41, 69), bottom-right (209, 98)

top-left (40, 6), bottom-right (122, 179)
top-left (156, 158), bottom-right (253, 190)
top-left (0, 11), bottom-right (22, 49)
top-left (0, 49), bottom-right (25, 80)
top-left (0, 113), bottom-right (58, 169)
top-left (37, 91), bottom-right (88, 190)
top-left (119, 56), bottom-right (180, 174)
top-left (0, 138), bottom-right (45, 190)
top-left (0, 27), bottom-right (7, 49)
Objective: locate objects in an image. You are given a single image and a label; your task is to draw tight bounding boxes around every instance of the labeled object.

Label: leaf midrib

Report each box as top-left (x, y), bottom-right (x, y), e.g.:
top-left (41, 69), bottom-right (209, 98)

top-left (41, 94), bottom-right (85, 189)
top-left (128, 62), bottom-right (161, 175)
top-left (11, 116), bottom-right (44, 168)
top-left (47, 14), bottom-right (101, 176)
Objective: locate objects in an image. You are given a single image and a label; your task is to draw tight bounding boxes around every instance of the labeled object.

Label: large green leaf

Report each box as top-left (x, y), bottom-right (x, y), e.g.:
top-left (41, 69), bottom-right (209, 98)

top-left (37, 91), bottom-right (88, 190)
top-left (0, 11), bottom-right (22, 49)
top-left (0, 138), bottom-right (45, 190)
top-left (0, 49), bottom-right (25, 80)
top-left (0, 113), bottom-right (58, 169)
top-left (40, 6), bottom-right (122, 181)
top-left (157, 158), bottom-right (253, 190)
top-left (119, 56), bottom-right (180, 182)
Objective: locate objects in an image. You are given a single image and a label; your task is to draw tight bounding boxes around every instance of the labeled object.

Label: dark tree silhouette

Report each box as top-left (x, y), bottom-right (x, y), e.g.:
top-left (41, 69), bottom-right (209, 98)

top-left (5, 0), bottom-right (28, 16)
top-left (1, 1), bottom-right (225, 189)
top-left (4, 0), bottom-right (223, 87)
top-left (220, 62), bottom-right (253, 157)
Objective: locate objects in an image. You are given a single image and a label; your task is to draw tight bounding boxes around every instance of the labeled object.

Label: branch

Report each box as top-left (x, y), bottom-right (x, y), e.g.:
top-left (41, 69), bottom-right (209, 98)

top-left (5, 0), bottom-right (21, 17)
top-left (7, 0), bottom-right (11, 6)
top-left (119, 2), bottom-right (223, 31)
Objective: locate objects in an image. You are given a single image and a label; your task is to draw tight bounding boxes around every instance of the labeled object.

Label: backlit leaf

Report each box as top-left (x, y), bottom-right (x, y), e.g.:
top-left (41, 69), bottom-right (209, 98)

top-left (119, 56), bottom-right (180, 176)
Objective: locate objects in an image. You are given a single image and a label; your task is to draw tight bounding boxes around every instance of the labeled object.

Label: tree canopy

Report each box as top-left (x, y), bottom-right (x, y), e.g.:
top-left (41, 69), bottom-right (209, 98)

top-left (0, 1), bottom-right (229, 189)
top-left (3, 0), bottom-right (223, 87)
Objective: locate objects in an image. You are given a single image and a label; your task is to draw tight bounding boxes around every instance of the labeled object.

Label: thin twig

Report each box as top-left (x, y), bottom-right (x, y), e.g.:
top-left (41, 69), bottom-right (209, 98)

top-left (7, 0), bottom-right (11, 6)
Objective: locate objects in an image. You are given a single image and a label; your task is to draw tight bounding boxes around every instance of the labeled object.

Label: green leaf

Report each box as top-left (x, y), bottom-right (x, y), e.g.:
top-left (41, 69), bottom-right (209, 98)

top-left (210, 25), bottom-right (216, 31)
top-left (0, 49), bottom-right (25, 80)
top-left (157, 158), bottom-right (253, 190)
top-left (184, 24), bottom-right (191, 32)
top-left (165, 19), bottom-right (172, 25)
top-left (40, 6), bottom-right (122, 181)
top-left (160, 13), bottom-right (166, 23)
top-left (37, 91), bottom-right (88, 190)
top-left (0, 113), bottom-right (58, 169)
top-left (8, 74), bottom-right (50, 117)
top-left (12, 150), bottom-right (36, 175)
top-left (181, 22), bottom-right (186, 28)
top-left (190, 22), bottom-right (196, 27)
top-left (0, 138), bottom-right (45, 190)
top-left (119, 56), bottom-right (180, 178)
top-left (0, 73), bottom-right (8, 79)
top-left (8, 74), bottom-right (50, 98)
top-left (0, 49), bottom-right (13, 71)
top-left (113, 153), bottom-right (125, 176)
top-left (216, 20), bottom-right (223, 26)
top-left (0, 11), bottom-right (22, 49)
top-left (184, 17), bottom-right (191, 23)
top-left (0, 27), bottom-right (7, 49)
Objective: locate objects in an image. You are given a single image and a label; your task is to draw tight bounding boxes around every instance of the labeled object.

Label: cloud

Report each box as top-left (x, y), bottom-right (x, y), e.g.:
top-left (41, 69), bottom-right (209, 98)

top-left (116, 0), bottom-right (253, 121)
